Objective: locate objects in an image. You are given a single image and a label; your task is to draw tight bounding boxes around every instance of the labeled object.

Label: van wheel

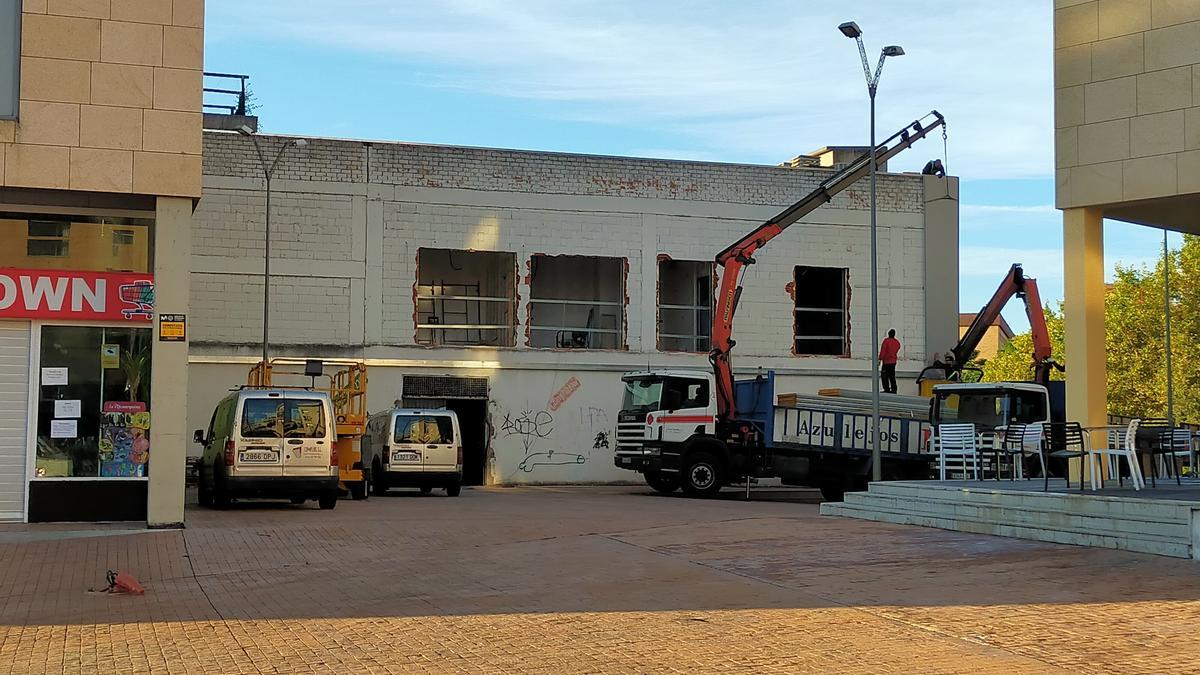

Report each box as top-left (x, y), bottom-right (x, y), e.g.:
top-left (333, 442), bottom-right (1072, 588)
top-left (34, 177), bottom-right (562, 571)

top-left (681, 451), bottom-right (724, 498)
top-left (446, 483), bottom-right (462, 497)
top-left (372, 460), bottom-right (388, 495)
top-left (644, 471), bottom-right (680, 494)
top-left (197, 466), bottom-right (213, 507)
top-left (349, 480), bottom-right (368, 501)
top-left (318, 494), bottom-right (337, 510)
top-left (212, 463), bottom-right (232, 509)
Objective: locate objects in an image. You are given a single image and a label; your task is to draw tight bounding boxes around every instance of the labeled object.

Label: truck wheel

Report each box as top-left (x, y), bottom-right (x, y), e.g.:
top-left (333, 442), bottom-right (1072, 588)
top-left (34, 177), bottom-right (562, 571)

top-left (644, 471), bottom-right (680, 494)
top-left (349, 480), bottom-right (368, 501)
top-left (681, 451), bottom-right (724, 498)
top-left (318, 494), bottom-right (338, 510)
top-left (446, 483), bottom-right (462, 497)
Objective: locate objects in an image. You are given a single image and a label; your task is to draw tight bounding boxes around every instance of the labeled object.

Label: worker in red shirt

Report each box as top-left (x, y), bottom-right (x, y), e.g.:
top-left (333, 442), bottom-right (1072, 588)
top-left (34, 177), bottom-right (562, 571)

top-left (879, 329), bottom-right (901, 394)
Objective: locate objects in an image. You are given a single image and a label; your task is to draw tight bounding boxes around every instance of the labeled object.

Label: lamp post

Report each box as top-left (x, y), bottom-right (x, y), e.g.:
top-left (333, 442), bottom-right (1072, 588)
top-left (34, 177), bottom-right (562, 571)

top-left (839, 21), bottom-right (904, 483)
top-left (237, 126), bottom-right (307, 363)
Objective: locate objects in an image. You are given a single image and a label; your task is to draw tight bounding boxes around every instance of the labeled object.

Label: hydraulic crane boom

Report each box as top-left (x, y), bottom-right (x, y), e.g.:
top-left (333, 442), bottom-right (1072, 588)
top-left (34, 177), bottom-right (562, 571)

top-left (710, 110), bottom-right (946, 421)
top-left (923, 263), bottom-right (1060, 386)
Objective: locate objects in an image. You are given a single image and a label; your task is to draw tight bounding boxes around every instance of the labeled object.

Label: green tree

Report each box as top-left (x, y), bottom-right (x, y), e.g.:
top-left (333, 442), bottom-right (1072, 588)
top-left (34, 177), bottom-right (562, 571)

top-left (981, 305), bottom-right (1066, 383)
top-left (981, 235), bottom-right (1200, 422)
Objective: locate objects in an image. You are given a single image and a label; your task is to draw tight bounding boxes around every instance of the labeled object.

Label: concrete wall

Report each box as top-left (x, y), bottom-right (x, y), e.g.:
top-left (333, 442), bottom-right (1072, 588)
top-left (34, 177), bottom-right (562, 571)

top-left (1054, 0), bottom-right (1200, 211)
top-left (190, 133), bottom-right (958, 483)
top-left (0, 0), bottom-right (203, 198)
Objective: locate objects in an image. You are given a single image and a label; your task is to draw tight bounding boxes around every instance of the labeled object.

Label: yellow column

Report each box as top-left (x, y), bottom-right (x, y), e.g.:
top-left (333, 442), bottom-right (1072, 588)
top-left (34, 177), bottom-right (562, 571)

top-left (148, 196), bottom-right (192, 527)
top-left (1062, 207), bottom-right (1106, 483)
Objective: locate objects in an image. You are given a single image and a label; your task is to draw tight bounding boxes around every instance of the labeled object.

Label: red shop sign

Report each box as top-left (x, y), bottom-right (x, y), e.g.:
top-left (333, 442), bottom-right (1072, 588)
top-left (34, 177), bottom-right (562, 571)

top-left (0, 268), bottom-right (154, 322)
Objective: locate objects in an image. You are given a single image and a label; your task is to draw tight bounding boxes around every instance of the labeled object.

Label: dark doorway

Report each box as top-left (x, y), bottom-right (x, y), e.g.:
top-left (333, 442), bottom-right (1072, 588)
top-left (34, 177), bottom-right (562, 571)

top-left (444, 399), bottom-right (487, 486)
top-left (401, 375), bottom-right (490, 487)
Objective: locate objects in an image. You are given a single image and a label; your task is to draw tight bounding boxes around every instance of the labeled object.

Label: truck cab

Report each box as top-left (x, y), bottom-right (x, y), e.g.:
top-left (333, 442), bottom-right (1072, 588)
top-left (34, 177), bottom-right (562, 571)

top-left (930, 382), bottom-right (1052, 429)
top-left (615, 370), bottom-right (718, 492)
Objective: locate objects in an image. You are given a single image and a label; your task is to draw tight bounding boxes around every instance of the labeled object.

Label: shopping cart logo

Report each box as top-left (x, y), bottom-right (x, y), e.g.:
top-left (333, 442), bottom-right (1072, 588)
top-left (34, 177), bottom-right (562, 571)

top-left (118, 280), bottom-right (155, 320)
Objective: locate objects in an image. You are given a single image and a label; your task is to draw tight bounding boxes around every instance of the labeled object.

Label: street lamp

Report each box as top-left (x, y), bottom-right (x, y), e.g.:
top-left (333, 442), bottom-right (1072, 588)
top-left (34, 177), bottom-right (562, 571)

top-left (237, 125), bottom-right (307, 363)
top-left (839, 21), bottom-right (904, 483)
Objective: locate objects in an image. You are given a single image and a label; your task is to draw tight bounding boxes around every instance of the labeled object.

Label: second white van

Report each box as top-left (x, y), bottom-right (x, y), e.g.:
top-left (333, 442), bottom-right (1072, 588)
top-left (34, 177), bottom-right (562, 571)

top-left (365, 408), bottom-right (463, 496)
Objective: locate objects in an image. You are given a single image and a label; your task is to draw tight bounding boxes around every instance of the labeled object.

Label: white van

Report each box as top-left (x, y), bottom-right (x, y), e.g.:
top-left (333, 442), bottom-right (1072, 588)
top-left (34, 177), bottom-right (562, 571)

top-left (194, 389), bottom-right (340, 509)
top-left (365, 408), bottom-right (463, 496)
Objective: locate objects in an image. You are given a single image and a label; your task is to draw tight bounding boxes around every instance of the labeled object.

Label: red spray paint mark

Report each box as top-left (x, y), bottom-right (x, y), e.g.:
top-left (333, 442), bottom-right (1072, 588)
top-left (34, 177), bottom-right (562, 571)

top-left (548, 376), bottom-right (582, 412)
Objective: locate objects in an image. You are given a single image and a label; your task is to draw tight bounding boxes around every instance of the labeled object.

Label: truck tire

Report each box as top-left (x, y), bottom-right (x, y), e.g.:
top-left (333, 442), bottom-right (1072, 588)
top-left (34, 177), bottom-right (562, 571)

top-left (446, 483), bottom-right (462, 497)
top-left (644, 471), bottom-right (680, 494)
top-left (681, 451), bottom-right (724, 498)
top-left (818, 480), bottom-right (846, 502)
top-left (318, 494), bottom-right (338, 510)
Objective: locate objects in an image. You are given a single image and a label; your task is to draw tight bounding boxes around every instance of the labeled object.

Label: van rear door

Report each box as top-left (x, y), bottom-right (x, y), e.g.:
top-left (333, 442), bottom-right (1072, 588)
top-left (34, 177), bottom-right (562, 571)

top-left (417, 414), bottom-right (459, 473)
top-left (281, 394), bottom-right (333, 477)
top-left (235, 394), bottom-right (285, 477)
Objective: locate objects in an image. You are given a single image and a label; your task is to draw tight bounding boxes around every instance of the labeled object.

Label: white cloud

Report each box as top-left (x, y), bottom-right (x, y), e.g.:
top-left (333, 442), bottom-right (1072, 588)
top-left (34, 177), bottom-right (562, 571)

top-left (207, 0), bottom-right (1054, 179)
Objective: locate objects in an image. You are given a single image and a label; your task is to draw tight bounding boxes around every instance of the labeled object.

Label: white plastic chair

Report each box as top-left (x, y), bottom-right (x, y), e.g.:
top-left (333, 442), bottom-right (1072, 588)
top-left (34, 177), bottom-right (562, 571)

top-left (937, 424), bottom-right (978, 480)
top-left (1090, 419), bottom-right (1143, 490)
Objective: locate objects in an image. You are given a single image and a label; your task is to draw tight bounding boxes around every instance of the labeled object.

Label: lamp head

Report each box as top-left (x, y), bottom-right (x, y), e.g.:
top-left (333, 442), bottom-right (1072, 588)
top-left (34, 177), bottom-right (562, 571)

top-left (882, 45), bottom-right (905, 57)
top-left (293, 139), bottom-right (308, 149)
top-left (838, 21), bottom-right (862, 39)
top-left (236, 124), bottom-right (254, 136)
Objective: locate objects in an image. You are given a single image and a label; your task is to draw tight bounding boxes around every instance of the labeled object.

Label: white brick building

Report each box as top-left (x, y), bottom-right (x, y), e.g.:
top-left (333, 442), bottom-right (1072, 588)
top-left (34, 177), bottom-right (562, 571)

top-left (189, 132), bottom-right (959, 485)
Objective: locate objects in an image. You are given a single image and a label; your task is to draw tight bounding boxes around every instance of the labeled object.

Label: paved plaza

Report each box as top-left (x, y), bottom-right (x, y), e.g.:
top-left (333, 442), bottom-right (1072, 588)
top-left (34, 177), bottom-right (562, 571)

top-left (1, 486), bottom-right (1199, 673)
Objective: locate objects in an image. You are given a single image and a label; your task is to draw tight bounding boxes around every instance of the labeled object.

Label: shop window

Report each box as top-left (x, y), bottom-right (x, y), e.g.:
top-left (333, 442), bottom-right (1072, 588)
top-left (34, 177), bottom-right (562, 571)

top-left (34, 326), bottom-right (153, 478)
top-left (528, 255), bottom-right (625, 350)
top-left (27, 221), bottom-right (69, 258)
top-left (415, 248), bottom-right (516, 347)
top-left (793, 266), bottom-right (849, 356)
top-left (658, 259), bottom-right (713, 352)
top-left (111, 228), bottom-right (135, 257)
top-left (0, 214), bottom-right (152, 272)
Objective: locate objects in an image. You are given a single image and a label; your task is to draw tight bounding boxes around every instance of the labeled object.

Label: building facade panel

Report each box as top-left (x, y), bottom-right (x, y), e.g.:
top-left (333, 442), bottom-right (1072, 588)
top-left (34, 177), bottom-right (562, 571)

top-left (191, 132), bottom-right (957, 485)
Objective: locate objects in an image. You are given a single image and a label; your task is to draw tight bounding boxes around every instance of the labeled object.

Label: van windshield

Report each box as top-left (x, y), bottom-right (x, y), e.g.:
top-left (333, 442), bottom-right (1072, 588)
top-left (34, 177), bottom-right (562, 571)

top-left (241, 398), bottom-right (328, 438)
top-left (395, 415), bottom-right (454, 444)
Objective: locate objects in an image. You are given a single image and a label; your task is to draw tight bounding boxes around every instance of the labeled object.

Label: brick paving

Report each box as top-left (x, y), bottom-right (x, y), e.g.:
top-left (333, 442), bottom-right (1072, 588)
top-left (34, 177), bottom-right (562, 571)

top-left (1, 486), bottom-right (1199, 673)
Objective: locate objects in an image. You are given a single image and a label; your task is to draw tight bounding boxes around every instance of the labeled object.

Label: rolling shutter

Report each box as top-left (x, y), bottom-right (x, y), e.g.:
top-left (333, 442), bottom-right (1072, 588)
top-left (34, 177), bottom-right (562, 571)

top-left (0, 321), bottom-right (29, 521)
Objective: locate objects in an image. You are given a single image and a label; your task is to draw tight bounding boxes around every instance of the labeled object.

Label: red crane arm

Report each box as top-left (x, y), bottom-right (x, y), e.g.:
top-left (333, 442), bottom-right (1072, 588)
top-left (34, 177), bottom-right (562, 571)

top-left (710, 111), bottom-right (946, 421)
top-left (942, 263), bottom-right (1058, 385)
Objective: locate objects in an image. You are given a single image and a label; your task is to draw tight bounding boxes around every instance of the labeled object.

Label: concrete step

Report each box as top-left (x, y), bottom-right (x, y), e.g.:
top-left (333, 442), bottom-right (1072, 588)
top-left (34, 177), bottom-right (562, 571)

top-left (862, 481), bottom-right (1192, 523)
top-left (821, 501), bottom-right (1192, 559)
top-left (839, 491), bottom-right (1192, 540)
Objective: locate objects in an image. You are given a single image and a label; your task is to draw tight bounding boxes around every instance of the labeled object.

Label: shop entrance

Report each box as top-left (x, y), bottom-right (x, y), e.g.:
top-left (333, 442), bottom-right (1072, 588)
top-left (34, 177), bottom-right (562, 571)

top-left (402, 375), bottom-right (489, 486)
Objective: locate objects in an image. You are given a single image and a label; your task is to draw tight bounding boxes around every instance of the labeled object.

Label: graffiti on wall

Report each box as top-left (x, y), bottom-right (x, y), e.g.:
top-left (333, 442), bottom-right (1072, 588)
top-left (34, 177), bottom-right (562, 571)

top-left (502, 409), bottom-right (588, 472)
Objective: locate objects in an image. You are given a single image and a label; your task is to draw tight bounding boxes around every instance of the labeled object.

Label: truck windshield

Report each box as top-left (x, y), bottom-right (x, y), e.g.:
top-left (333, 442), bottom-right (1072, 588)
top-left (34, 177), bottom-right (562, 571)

top-left (622, 378), bottom-right (662, 412)
top-left (935, 389), bottom-right (1047, 428)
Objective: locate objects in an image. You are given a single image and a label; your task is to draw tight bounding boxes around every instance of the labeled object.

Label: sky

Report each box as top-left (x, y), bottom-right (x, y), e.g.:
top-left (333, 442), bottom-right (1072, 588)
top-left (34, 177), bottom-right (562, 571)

top-left (203, 0), bottom-right (1178, 333)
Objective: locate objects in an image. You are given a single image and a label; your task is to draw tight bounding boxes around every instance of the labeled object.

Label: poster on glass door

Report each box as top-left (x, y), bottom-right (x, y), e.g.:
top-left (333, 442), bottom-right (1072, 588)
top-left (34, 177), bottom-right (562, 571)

top-left (99, 401), bottom-right (151, 477)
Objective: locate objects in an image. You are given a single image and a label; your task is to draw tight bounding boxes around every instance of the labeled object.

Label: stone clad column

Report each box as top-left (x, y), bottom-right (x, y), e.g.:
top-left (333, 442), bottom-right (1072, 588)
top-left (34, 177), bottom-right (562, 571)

top-left (1062, 206), bottom-right (1105, 482)
top-left (148, 196), bottom-right (192, 527)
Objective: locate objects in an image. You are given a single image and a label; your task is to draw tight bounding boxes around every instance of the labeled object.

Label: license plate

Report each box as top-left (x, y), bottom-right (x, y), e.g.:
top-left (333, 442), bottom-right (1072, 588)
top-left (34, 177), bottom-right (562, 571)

top-left (239, 450), bottom-right (277, 463)
top-left (620, 457), bottom-right (632, 465)
top-left (392, 452), bottom-right (420, 462)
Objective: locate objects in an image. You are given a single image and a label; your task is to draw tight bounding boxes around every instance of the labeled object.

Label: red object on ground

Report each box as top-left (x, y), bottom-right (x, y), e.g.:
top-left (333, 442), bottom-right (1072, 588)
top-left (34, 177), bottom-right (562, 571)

top-left (110, 570), bottom-right (145, 595)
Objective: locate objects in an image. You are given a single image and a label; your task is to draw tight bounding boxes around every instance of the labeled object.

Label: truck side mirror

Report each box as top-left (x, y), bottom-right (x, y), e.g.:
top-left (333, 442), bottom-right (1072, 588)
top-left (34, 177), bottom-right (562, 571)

top-left (193, 429), bottom-right (206, 446)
